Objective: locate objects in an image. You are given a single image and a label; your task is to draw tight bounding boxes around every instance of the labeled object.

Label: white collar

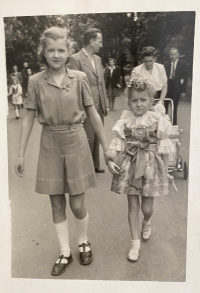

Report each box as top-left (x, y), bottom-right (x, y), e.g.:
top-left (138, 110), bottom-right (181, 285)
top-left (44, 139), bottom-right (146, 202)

top-left (82, 48), bottom-right (94, 59)
top-left (171, 58), bottom-right (179, 64)
top-left (82, 48), bottom-right (89, 56)
top-left (108, 66), bottom-right (116, 70)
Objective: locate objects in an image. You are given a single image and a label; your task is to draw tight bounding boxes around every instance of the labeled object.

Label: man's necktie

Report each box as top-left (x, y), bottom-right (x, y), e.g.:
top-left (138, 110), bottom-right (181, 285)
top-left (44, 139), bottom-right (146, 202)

top-left (171, 61), bottom-right (175, 80)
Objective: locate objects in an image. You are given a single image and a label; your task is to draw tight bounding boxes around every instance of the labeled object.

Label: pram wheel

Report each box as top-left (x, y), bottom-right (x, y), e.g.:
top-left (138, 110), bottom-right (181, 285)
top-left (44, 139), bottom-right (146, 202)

top-left (183, 162), bottom-right (188, 180)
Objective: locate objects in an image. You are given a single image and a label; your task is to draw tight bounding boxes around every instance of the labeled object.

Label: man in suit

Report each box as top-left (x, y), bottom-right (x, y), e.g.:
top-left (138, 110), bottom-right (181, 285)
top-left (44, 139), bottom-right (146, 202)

top-left (104, 58), bottom-right (121, 110)
top-left (67, 28), bottom-right (109, 173)
top-left (21, 61), bottom-right (29, 96)
top-left (10, 65), bottom-right (22, 84)
top-left (164, 48), bottom-right (189, 125)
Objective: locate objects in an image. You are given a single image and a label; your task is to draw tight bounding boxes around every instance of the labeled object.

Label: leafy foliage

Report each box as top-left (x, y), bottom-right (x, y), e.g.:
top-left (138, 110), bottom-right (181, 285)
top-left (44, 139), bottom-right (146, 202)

top-left (4, 15), bottom-right (69, 72)
top-left (4, 12), bottom-right (195, 77)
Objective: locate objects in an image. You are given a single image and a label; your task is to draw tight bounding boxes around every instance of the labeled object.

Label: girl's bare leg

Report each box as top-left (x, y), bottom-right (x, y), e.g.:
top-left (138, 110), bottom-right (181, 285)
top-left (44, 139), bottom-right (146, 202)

top-left (141, 196), bottom-right (154, 240)
top-left (127, 194), bottom-right (140, 239)
top-left (141, 197), bottom-right (154, 221)
top-left (69, 192), bottom-right (87, 219)
top-left (49, 194), bottom-right (66, 223)
top-left (127, 194), bottom-right (141, 262)
top-left (15, 106), bottom-right (19, 118)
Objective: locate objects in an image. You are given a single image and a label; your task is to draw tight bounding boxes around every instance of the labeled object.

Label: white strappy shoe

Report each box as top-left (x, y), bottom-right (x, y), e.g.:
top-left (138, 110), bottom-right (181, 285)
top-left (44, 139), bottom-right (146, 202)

top-left (128, 243), bottom-right (140, 262)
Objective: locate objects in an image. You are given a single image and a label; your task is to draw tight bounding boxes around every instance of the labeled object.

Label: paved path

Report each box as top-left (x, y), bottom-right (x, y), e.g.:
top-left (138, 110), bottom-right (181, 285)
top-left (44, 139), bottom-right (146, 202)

top-left (7, 91), bottom-right (191, 281)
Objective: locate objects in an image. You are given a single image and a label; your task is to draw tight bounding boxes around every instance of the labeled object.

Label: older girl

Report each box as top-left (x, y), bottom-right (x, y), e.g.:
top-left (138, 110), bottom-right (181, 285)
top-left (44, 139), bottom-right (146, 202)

top-left (107, 75), bottom-right (174, 262)
top-left (15, 27), bottom-right (108, 276)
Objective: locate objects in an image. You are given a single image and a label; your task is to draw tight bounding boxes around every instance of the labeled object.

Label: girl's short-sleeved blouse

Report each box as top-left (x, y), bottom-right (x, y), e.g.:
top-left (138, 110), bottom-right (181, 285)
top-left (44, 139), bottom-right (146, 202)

top-left (26, 67), bottom-right (94, 126)
top-left (131, 63), bottom-right (167, 91)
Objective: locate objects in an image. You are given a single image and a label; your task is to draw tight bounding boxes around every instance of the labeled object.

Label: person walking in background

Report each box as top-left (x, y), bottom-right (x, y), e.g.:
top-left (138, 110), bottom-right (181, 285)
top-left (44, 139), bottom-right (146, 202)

top-left (131, 47), bottom-right (168, 103)
top-left (14, 27), bottom-right (109, 276)
top-left (8, 77), bottom-right (23, 119)
top-left (106, 75), bottom-right (175, 262)
top-left (67, 28), bottom-right (109, 173)
top-left (21, 61), bottom-right (29, 96)
top-left (117, 48), bottom-right (127, 90)
top-left (23, 67), bottom-right (34, 98)
top-left (104, 58), bottom-right (121, 110)
top-left (164, 48), bottom-right (189, 125)
top-left (10, 65), bottom-right (22, 85)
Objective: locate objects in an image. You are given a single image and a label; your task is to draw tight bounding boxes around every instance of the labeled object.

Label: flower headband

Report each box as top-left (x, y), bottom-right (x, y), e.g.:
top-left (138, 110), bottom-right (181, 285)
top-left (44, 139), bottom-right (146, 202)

top-left (126, 74), bottom-right (151, 90)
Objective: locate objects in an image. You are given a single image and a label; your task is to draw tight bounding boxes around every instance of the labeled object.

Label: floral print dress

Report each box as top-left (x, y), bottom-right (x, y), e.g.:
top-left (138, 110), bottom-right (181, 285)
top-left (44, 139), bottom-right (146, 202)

top-left (108, 104), bottom-right (175, 197)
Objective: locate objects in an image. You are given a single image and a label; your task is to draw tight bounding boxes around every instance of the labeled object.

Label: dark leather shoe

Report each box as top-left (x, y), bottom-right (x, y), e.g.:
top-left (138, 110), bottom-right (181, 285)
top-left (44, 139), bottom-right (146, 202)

top-left (51, 254), bottom-right (73, 276)
top-left (95, 168), bottom-right (105, 173)
top-left (79, 242), bottom-right (93, 265)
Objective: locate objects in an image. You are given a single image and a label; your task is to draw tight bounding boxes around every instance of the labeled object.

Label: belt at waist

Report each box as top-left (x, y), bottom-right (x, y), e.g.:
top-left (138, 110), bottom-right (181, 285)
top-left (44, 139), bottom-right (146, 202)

top-left (43, 123), bottom-right (83, 131)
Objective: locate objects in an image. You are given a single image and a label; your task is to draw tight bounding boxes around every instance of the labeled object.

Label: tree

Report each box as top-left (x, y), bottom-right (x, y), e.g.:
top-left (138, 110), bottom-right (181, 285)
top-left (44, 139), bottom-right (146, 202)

top-left (136, 11), bottom-right (195, 64)
top-left (4, 12), bottom-right (195, 77)
top-left (4, 15), bottom-right (69, 72)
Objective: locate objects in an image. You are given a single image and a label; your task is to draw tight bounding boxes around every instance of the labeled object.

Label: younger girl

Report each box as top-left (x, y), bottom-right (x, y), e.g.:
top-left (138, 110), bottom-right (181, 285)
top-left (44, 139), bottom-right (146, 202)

top-left (107, 75), bottom-right (175, 262)
top-left (8, 77), bottom-right (23, 119)
top-left (15, 27), bottom-right (108, 276)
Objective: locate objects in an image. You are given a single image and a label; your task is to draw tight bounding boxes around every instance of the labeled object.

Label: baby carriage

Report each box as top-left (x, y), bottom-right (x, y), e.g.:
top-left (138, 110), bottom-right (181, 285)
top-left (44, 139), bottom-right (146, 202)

top-left (159, 98), bottom-right (188, 180)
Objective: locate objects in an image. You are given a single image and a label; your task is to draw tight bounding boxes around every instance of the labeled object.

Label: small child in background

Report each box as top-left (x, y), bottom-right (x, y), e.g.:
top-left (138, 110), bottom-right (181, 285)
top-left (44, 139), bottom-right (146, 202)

top-left (107, 75), bottom-right (175, 262)
top-left (8, 77), bottom-right (23, 119)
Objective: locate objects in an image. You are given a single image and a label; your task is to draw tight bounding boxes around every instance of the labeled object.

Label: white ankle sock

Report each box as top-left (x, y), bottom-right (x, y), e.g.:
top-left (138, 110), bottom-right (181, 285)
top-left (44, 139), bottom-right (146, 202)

top-left (74, 213), bottom-right (90, 252)
top-left (54, 219), bottom-right (70, 257)
top-left (131, 239), bottom-right (141, 248)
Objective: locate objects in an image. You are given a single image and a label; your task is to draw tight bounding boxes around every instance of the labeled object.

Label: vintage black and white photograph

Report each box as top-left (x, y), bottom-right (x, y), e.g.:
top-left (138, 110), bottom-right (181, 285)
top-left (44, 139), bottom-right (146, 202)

top-left (1, 0), bottom-right (200, 291)
top-left (4, 11), bottom-right (195, 281)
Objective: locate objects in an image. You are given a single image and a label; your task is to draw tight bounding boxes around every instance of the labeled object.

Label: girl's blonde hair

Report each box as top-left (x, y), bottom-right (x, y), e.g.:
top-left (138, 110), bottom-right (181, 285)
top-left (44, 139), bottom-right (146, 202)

top-left (38, 27), bottom-right (73, 66)
top-left (127, 74), bottom-right (155, 101)
top-left (12, 77), bottom-right (19, 84)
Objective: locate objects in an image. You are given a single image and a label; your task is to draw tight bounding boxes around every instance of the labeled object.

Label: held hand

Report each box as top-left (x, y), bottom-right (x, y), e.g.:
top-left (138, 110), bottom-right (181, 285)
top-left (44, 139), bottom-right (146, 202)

top-left (15, 157), bottom-right (25, 177)
top-left (117, 84), bottom-right (121, 88)
top-left (108, 160), bottom-right (120, 174)
top-left (157, 99), bottom-right (164, 105)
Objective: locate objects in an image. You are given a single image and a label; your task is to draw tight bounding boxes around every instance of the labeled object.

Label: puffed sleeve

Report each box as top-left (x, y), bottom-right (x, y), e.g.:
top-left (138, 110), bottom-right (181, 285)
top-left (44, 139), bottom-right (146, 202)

top-left (25, 78), bottom-right (37, 109)
top-left (107, 137), bottom-right (125, 161)
top-left (17, 84), bottom-right (22, 95)
top-left (107, 119), bottom-right (126, 160)
top-left (112, 119), bottom-right (125, 139)
top-left (153, 103), bottom-right (166, 116)
top-left (81, 76), bottom-right (94, 107)
top-left (109, 137), bottom-right (125, 152)
top-left (157, 116), bottom-right (172, 139)
top-left (157, 115), bottom-right (175, 154)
